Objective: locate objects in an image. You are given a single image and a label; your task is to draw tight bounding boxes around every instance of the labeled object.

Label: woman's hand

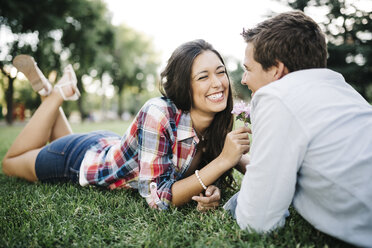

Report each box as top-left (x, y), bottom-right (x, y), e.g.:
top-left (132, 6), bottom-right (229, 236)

top-left (219, 126), bottom-right (251, 168)
top-left (192, 185), bottom-right (221, 212)
top-left (235, 153), bottom-right (250, 174)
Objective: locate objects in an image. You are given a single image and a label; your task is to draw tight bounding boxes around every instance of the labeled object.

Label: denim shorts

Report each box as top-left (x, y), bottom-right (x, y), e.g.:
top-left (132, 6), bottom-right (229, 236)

top-left (35, 130), bottom-right (121, 183)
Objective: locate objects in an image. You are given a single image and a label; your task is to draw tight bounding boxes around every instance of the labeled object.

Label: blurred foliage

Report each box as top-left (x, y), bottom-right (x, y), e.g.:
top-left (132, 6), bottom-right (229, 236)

top-left (110, 24), bottom-right (160, 116)
top-left (226, 57), bottom-right (251, 101)
top-left (0, 0), bottom-right (159, 124)
top-left (282, 0), bottom-right (372, 102)
top-left (4, 0), bottom-right (368, 125)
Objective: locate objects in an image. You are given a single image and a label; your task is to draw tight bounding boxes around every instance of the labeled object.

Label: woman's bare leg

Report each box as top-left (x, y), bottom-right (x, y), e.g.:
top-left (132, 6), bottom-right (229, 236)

top-left (38, 94), bottom-right (73, 142)
top-left (2, 90), bottom-right (65, 181)
top-left (2, 149), bottom-right (41, 182)
top-left (49, 106), bottom-right (73, 142)
top-left (48, 65), bottom-right (80, 141)
top-left (3, 55), bottom-right (78, 181)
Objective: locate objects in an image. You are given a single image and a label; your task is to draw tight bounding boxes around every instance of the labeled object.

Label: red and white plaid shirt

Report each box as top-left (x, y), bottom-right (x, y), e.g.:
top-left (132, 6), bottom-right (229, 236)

top-left (79, 97), bottom-right (199, 209)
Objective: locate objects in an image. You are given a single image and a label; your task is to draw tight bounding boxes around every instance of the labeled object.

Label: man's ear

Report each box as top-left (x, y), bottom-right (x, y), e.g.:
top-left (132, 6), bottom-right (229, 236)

top-left (273, 61), bottom-right (289, 80)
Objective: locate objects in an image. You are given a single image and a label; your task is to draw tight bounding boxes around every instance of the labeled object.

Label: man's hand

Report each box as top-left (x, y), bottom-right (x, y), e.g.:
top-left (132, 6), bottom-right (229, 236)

top-left (192, 185), bottom-right (221, 212)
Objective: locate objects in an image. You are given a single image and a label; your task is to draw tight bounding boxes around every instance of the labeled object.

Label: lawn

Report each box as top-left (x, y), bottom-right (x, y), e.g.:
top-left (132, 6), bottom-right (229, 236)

top-left (0, 121), bottom-right (353, 247)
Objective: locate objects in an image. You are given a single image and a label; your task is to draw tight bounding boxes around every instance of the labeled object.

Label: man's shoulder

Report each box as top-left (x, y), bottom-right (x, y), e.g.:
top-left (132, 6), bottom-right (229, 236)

top-left (253, 68), bottom-right (341, 104)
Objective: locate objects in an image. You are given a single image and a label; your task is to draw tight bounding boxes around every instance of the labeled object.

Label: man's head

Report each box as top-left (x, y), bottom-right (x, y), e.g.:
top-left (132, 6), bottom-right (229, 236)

top-left (241, 10), bottom-right (327, 96)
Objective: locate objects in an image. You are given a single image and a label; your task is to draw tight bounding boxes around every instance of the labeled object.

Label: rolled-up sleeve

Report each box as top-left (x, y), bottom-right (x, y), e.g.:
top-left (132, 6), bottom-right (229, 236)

top-left (137, 103), bottom-right (176, 210)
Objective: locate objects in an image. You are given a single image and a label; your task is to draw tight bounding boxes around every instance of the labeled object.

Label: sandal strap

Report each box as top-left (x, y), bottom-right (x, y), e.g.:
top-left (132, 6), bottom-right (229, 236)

top-left (55, 84), bottom-right (68, 101)
top-left (54, 64), bottom-right (80, 101)
top-left (37, 78), bottom-right (53, 96)
top-left (55, 83), bottom-right (80, 101)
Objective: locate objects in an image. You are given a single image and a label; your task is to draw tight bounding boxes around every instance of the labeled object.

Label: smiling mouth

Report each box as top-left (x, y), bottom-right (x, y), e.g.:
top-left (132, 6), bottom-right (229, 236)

top-left (207, 92), bottom-right (224, 101)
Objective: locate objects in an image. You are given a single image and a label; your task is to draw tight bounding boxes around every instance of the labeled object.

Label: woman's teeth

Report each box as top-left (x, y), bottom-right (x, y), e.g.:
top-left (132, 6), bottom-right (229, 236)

top-left (207, 92), bottom-right (223, 100)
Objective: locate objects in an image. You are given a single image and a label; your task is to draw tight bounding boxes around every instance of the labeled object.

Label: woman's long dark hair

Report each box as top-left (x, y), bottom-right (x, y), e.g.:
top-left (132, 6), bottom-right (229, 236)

top-left (159, 39), bottom-right (235, 189)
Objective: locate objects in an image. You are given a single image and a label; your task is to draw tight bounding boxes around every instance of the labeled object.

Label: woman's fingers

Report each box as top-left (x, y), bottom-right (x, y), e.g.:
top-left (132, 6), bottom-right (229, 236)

top-left (229, 127), bottom-right (250, 144)
top-left (220, 127), bottom-right (251, 169)
top-left (196, 199), bottom-right (220, 212)
top-left (205, 185), bottom-right (220, 197)
top-left (192, 186), bottom-right (220, 203)
top-left (192, 193), bottom-right (220, 204)
top-left (232, 126), bottom-right (251, 134)
top-left (233, 132), bottom-right (250, 140)
top-left (197, 203), bottom-right (219, 212)
top-left (192, 185), bottom-right (221, 212)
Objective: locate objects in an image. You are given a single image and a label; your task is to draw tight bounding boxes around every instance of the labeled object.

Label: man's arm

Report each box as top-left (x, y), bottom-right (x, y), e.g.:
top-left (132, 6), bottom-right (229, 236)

top-left (236, 94), bottom-right (308, 232)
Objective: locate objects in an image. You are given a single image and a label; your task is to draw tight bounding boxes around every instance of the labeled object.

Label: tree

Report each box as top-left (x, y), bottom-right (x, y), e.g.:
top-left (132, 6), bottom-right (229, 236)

top-left (1, 1), bottom-right (53, 123)
top-left (0, 0), bottom-right (114, 123)
top-left (282, 0), bottom-right (372, 102)
top-left (110, 24), bottom-right (159, 117)
top-left (60, 0), bottom-right (115, 119)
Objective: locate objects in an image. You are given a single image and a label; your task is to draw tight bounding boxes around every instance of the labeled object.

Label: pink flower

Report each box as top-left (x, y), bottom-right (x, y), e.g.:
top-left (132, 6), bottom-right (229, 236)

top-left (232, 101), bottom-right (251, 125)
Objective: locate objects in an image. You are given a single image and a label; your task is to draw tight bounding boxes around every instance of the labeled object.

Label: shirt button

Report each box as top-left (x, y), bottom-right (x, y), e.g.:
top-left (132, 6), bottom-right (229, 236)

top-left (150, 182), bottom-right (157, 190)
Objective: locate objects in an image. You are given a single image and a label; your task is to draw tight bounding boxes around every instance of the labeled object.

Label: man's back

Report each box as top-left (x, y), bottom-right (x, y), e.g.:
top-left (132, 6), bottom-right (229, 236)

top-left (237, 68), bottom-right (372, 247)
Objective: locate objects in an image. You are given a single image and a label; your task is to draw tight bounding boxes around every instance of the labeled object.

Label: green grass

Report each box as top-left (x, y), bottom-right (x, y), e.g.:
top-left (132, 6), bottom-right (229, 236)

top-left (0, 121), bottom-right (353, 247)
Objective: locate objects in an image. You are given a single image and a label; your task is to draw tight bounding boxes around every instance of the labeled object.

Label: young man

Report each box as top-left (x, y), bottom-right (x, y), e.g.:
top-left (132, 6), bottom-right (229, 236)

top-left (224, 10), bottom-right (372, 247)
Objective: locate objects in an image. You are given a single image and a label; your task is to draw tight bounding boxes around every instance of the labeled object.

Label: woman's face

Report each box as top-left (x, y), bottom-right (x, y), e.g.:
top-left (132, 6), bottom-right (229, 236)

top-left (190, 50), bottom-right (229, 116)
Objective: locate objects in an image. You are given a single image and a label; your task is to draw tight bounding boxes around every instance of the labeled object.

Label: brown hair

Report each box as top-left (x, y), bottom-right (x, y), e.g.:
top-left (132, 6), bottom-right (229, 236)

top-left (242, 10), bottom-right (327, 72)
top-left (160, 39), bottom-right (235, 189)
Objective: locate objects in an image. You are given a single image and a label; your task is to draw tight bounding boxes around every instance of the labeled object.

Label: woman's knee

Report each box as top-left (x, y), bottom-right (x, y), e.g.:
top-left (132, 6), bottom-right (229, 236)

top-left (2, 156), bottom-right (11, 176)
top-left (2, 155), bottom-right (20, 176)
top-left (1, 151), bottom-right (39, 181)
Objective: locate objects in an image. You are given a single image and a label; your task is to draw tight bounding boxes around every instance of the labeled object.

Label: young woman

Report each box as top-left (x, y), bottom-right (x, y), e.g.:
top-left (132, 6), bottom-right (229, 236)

top-left (2, 39), bottom-right (250, 211)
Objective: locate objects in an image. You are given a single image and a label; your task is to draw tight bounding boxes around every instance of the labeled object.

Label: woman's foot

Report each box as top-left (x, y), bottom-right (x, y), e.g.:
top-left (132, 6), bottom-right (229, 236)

top-left (54, 64), bottom-right (80, 101)
top-left (13, 55), bottom-right (52, 96)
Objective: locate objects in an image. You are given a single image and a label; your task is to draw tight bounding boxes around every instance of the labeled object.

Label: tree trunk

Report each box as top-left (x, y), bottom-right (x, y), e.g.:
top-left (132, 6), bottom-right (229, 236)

top-left (77, 95), bottom-right (88, 121)
top-left (5, 76), bottom-right (14, 125)
top-left (117, 84), bottom-right (124, 118)
top-left (76, 77), bottom-right (87, 121)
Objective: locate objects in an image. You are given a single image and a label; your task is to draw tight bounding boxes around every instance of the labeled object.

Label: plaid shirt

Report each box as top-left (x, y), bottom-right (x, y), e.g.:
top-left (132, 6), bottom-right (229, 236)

top-left (79, 97), bottom-right (199, 209)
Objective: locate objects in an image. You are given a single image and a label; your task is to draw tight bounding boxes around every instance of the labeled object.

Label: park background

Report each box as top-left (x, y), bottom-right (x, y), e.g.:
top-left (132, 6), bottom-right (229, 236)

top-left (0, 0), bottom-right (371, 247)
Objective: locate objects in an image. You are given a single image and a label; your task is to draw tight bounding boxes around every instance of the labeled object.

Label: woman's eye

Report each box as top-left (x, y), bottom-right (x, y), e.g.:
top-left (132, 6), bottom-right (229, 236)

top-left (218, 70), bottom-right (226, 74)
top-left (198, 76), bottom-right (208, 80)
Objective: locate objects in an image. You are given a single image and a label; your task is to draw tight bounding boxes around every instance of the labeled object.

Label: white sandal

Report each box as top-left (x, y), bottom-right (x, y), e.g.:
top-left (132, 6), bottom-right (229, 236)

top-left (54, 64), bottom-right (80, 101)
top-left (13, 55), bottom-right (52, 96)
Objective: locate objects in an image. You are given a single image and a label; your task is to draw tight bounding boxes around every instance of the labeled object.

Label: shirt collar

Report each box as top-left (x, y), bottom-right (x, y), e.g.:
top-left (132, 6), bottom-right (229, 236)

top-left (176, 111), bottom-right (199, 142)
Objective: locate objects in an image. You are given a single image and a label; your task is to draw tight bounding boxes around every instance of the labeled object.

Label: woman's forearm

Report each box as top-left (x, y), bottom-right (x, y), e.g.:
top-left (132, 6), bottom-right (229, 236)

top-left (171, 126), bottom-right (251, 206)
top-left (171, 155), bottom-right (233, 207)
